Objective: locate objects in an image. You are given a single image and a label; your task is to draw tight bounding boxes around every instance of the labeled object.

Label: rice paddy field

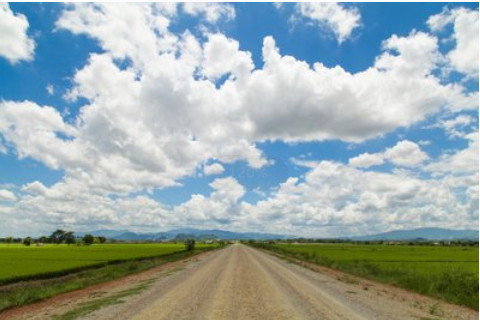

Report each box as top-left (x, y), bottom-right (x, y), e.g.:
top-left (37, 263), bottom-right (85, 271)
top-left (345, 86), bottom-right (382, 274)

top-left (262, 243), bottom-right (479, 309)
top-left (0, 243), bottom-right (212, 285)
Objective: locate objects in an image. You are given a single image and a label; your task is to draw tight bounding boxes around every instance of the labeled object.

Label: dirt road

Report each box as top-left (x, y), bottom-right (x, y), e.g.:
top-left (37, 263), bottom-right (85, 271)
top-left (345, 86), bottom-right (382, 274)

top-left (79, 243), bottom-right (475, 320)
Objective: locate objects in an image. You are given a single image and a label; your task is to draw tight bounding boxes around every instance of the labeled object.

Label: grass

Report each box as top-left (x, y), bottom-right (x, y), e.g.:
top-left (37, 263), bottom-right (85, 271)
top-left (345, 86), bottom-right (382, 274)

top-left (0, 243), bottom-right (214, 285)
top-left (0, 245), bottom-right (217, 313)
top-left (255, 243), bottom-right (479, 309)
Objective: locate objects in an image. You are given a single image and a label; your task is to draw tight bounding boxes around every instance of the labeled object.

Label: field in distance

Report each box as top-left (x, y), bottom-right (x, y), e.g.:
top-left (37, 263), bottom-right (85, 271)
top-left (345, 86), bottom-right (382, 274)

top-left (0, 243), bottom-right (213, 285)
top-left (255, 242), bottom-right (479, 309)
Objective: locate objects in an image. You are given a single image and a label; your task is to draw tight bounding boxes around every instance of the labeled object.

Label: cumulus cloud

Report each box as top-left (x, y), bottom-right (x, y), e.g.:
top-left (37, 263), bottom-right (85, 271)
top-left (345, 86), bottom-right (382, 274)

top-left (293, 3), bottom-right (361, 43)
top-left (4, 135), bottom-right (478, 237)
top-left (182, 3), bottom-right (235, 23)
top-left (204, 163), bottom-right (225, 176)
top-left (384, 140), bottom-right (429, 167)
top-left (0, 4), bottom-right (477, 236)
top-left (247, 153), bottom-right (478, 236)
top-left (436, 114), bottom-right (476, 138)
top-left (349, 140), bottom-right (428, 168)
top-left (0, 3), bottom-right (475, 196)
top-left (201, 33), bottom-right (254, 81)
top-left (426, 132), bottom-right (478, 175)
top-left (428, 7), bottom-right (479, 78)
top-left (0, 3), bottom-right (35, 63)
top-left (348, 152), bottom-right (385, 168)
top-left (0, 189), bottom-right (17, 202)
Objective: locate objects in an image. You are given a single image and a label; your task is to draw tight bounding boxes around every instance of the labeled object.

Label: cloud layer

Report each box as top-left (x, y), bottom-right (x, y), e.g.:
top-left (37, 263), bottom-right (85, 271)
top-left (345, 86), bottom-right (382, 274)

top-left (0, 4), bottom-right (477, 236)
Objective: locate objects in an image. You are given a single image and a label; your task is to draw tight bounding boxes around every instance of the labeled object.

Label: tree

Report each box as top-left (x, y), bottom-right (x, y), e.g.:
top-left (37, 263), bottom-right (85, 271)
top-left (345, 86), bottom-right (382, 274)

top-left (50, 229), bottom-right (67, 244)
top-left (97, 236), bottom-right (107, 244)
top-left (83, 234), bottom-right (94, 245)
top-left (5, 237), bottom-right (13, 244)
top-left (38, 236), bottom-right (49, 244)
top-left (23, 237), bottom-right (32, 246)
top-left (184, 239), bottom-right (196, 251)
top-left (64, 232), bottom-right (76, 245)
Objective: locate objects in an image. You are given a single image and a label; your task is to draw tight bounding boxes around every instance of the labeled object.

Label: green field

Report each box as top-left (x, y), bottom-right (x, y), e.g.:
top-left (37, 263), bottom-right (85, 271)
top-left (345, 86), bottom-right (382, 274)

top-left (0, 243), bottom-right (210, 284)
top-left (259, 243), bottom-right (479, 309)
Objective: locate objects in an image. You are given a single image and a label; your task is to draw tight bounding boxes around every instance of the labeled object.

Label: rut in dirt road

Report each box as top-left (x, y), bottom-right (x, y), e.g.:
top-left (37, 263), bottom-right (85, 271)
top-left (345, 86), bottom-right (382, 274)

top-left (95, 243), bottom-right (466, 320)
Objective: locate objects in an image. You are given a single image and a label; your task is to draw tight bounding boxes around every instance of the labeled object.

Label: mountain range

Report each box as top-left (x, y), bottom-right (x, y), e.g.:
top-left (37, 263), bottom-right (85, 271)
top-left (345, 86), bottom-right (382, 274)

top-left (349, 227), bottom-right (478, 241)
top-left (75, 227), bottom-right (478, 241)
top-left (75, 228), bottom-right (294, 241)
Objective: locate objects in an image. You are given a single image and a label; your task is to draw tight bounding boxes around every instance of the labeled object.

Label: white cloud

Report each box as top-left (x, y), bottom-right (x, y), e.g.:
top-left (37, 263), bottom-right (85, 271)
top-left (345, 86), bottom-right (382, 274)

top-left (46, 84), bottom-right (54, 95)
top-left (244, 156), bottom-right (478, 236)
top-left (0, 4), bottom-right (475, 196)
top-left (437, 114), bottom-right (475, 138)
top-left (4, 135), bottom-right (477, 236)
top-left (22, 181), bottom-right (48, 196)
top-left (0, 3), bottom-right (35, 63)
top-left (0, 189), bottom-right (16, 202)
top-left (0, 4), bottom-right (477, 236)
top-left (428, 7), bottom-right (479, 78)
top-left (204, 162), bottom-right (225, 176)
top-left (348, 152), bottom-right (385, 168)
top-left (349, 140), bottom-right (428, 168)
top-left (294, 3), bottom-right (361, 43)
top-left (0, 101), bottom-right (81, 170)
top-left (201, 33), bottom-right (254, 81)
top-left (173, 177), bottom-right (245, 225)
top-left (182, 3), bottom-right (235, 24)
top-left (426, 132), bottom-right (478, 175)
top-left (384, 140), bottom-right (429, 167)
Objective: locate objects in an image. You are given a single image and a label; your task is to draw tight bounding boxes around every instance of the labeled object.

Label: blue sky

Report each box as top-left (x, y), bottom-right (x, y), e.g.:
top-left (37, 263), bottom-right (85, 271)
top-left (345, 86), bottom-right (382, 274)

top-left (0, 3), bottom-right (478, 237)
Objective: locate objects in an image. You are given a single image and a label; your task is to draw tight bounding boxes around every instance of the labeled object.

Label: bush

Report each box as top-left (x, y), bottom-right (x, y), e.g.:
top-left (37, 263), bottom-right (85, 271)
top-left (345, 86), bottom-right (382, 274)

top-left (184, 239), bottom-right (195, 251)
top-left (83, 234), bottom-right (94, 245)
top-left (23, 237), bottom-right (32, 246)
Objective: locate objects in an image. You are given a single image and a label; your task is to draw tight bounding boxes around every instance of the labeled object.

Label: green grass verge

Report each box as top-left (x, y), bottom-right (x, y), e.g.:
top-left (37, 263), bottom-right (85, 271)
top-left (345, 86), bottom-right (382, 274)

top-left (0, 247), bottom-right (216, 313)
top-left (252, 243), bottom-right (478, 309)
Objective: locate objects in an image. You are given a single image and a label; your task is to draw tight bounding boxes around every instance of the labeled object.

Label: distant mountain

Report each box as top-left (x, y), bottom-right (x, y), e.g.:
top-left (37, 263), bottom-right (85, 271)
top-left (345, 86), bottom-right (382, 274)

top-left (351, 227), bottom-right (478, 241)
top-left (75, 229), bottom-right (130, 238)
top-left (77, 228), bottom-right (295, 241)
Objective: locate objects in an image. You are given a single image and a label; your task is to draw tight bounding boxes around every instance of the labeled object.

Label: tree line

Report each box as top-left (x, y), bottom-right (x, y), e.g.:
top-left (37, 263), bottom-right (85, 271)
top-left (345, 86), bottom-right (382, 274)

top-left (0, 229), bottom-right (107, 246)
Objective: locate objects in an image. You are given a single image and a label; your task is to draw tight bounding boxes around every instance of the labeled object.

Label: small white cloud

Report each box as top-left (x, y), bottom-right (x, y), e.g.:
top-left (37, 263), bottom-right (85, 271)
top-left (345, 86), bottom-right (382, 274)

top-left (349, 152), bottom-right (385, 168)
top-left (46, 84), bottom-right (54, 95)
top-left (384, 140), bottom-right (429, 167)
top-left (294, 3), bottom-right (361, 43)
top-left (22, 181), bottom-right (48, 196)
top-left (428, 7), bottom-right (479, 78)
top-left (0, 3), bottom-right (35, 63)
top-left (349, 140), bottom-right (428, 168)
top-left (438, 114), bottom-right (475, 138)
top-left (418, 140), bottom-right (431, 146)
top-left (204, 163), bottom-right (225, 176)
top-left (182, 3), bottom-right (235, 24)
top-left (0, 189), bottom-right (17, 202)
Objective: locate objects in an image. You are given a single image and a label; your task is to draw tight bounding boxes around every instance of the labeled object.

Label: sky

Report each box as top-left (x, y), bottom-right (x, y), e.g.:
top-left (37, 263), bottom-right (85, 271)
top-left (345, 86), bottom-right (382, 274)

top-left (0, 2), bottom-right (478, 238)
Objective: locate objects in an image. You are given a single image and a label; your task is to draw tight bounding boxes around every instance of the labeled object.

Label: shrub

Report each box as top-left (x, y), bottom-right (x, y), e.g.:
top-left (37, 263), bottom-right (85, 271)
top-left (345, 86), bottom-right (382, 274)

top-left (83, 234), bottom-right (94, 245)
top-left (184, 239), bottom-right (195, 251)
top-left (22, 237), bottom-right (32, 246)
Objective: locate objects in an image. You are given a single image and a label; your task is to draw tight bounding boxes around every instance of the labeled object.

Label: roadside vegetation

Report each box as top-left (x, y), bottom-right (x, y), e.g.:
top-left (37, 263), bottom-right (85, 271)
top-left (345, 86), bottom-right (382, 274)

top-left (249, 241), bottom-right (479, 309)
